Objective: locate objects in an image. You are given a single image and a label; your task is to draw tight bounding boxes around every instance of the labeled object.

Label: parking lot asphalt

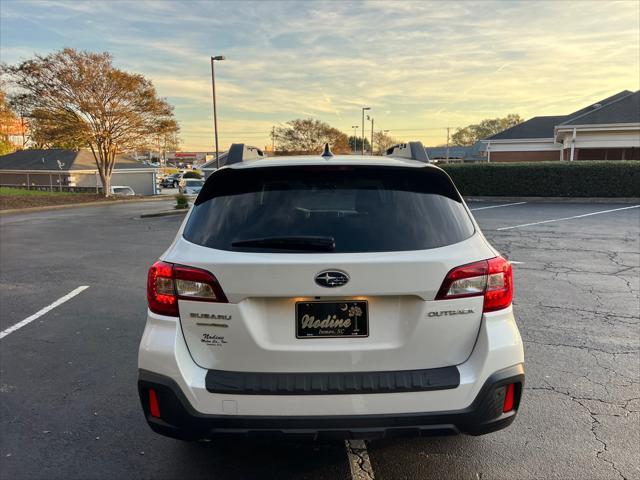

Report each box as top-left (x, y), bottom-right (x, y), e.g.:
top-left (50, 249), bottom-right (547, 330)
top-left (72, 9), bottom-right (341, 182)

top-left (1, 199), bottom-right (638, 480)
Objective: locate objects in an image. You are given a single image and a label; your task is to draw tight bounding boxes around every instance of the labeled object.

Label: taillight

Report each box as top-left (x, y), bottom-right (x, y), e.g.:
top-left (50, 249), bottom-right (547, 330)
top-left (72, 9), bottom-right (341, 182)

top-left (435, 256), bottom-right (513, 313)
top-left (147, 261), bottom-right (227, 316)
top-left (484, 256), bottom-right (513, 312)
top-left (147, 261), bottom-right (178, 316)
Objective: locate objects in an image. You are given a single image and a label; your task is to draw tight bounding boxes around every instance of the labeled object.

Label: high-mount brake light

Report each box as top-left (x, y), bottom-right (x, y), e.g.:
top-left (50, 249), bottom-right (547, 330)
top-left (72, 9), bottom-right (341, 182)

top-left (435, 256), bottom-right (513, 313)
top-left (147, 261), bottom-right (227, 316)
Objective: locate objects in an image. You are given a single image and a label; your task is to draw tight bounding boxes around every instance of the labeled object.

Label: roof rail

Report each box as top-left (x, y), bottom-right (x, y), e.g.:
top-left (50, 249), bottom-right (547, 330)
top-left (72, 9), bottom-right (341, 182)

top-left (225, 144), bottom-right (265, 166)
top-left (385, 141), bottom-right (430, 163)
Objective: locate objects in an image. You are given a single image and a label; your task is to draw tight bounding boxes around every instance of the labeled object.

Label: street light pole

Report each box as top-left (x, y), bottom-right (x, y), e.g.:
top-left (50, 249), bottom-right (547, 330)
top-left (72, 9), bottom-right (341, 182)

top-left (361, 107), bottom-right (370, 155)
top-left (351, 125), bottom-right (358, 153)
top-left (210, 55), bottom-right (225, 169)
top-left (446, 127), bottom-right (450, 163)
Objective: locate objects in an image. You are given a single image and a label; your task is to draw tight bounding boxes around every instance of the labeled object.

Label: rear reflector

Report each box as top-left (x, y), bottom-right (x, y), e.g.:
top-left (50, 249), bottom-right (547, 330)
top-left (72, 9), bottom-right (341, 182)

top-left (503, 383), bottom-right (515, 412)
top-left (148, 388), bottom-right (161, 418)
top-left (147, 261), bottom-right (227, 316)
top-left (435, 256), bottom-right (513, 313)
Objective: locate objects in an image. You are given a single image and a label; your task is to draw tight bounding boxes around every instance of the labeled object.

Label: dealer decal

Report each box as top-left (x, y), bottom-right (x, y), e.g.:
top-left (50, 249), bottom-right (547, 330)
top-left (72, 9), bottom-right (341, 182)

top-left (200, 333), bottom-right (227, 346)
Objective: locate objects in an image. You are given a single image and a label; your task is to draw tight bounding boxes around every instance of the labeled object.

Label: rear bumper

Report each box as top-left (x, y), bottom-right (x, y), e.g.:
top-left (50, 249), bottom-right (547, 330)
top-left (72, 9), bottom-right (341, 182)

top-left (138, 364), bottom-right (524, 440)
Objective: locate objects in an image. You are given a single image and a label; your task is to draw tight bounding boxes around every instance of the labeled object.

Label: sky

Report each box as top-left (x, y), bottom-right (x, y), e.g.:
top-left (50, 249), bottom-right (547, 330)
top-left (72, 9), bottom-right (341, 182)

top-left (1, 0), bottom-right (639, 151)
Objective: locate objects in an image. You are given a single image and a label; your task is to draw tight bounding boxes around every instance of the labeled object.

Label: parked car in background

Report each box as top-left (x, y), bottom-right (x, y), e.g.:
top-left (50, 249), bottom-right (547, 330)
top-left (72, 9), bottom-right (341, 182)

top-left (179, 178), bottom-right (204, 196)
top-left (110, 185), bottom-right (135, 196)
top-left (161, 173), bottom-right (183, 188)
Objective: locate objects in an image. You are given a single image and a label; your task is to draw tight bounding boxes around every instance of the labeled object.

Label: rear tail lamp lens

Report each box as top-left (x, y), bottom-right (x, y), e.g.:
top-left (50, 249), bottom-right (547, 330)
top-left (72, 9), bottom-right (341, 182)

top-left (147, 262), bottom-right (178, 316)
top-left (435, 256), bottom-right (513, 313)
top-left (484, 257), bottom-right (513, 312)
top-left (147, 261), bottom-right (227, 316)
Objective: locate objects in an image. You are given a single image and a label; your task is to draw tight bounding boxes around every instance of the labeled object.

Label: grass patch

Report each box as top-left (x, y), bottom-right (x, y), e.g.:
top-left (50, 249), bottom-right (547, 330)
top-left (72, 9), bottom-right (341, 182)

top-left (0, 187), bottom-right (96, 197)
top-left (0, 187), bottom-right (140, 211)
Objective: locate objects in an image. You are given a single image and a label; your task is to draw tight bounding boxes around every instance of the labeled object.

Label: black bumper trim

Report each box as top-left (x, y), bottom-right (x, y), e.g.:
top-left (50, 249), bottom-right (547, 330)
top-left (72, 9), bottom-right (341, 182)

top-left (205, 366), bottom-right (459, 395)
top-left (138, 364), bottom-right (524, 440)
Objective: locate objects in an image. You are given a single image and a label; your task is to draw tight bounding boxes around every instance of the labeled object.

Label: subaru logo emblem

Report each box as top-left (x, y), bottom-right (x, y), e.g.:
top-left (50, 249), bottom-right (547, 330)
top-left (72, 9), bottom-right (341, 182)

top-left (315, 270), bottom-right (349, 288)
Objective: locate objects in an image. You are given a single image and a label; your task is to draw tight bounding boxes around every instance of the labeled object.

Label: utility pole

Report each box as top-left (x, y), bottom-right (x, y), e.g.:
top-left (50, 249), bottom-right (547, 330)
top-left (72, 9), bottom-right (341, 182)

top-left (210, 55), bottom-right (225, 169)
top-left (271, 126), bottom-right (275, 153)
top-left (370, 117), bottom-right (374, 155)
top-left (361, 107), bottom-right (370, 155)
top-left (446, 127), bottom-right (450, 163)
top-left (351, 125), bottom-right (358, 153)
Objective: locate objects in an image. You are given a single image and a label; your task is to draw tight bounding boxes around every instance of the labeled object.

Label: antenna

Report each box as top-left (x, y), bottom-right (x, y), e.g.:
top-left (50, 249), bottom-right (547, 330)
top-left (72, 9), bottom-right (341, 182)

top-left (321, 143), bottom-right (333, 158)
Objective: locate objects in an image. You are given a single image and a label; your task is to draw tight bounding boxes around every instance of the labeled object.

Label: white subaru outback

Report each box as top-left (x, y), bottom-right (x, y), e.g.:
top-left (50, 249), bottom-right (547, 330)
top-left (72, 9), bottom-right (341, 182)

top-left (138, 142), bottom-right (524, 440)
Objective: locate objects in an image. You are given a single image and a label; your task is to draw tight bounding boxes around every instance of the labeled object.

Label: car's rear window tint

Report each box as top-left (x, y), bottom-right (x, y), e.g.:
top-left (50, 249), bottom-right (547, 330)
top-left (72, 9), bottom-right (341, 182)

top-left (184, 165), bottom-right (474, 253)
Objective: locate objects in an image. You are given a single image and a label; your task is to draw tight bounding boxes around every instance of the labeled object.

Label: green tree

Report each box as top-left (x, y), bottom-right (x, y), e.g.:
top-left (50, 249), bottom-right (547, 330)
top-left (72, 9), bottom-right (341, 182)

top-left (183, 171), bottom-right (201, 179)
top-left (274, 118), bottom-right (350, 154)
top-left (347, 136), bottom-right (371, 154)
top-left (4, 48), bottom-right (179, 196)
top-left (451, 114), bottom-right (524, 146)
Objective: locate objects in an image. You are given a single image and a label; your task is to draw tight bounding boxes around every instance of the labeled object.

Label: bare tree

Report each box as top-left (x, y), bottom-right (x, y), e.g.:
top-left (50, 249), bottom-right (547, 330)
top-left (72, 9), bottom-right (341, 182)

top-left (274, 118), bottom-right (350, 154)
top-left (148, 118), bottom-right (180, 165)
top-left (372, 131), bottom-right (401, 155)
top-left (4, 48), bottom-right (179, 195)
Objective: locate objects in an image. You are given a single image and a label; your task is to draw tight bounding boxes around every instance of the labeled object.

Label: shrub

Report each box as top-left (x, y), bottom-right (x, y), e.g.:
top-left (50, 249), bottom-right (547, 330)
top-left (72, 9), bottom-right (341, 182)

top-left (175, 193), bottom-right (189, 209)
top-left (183, 171), bottom-right (202, 179)
top-left (440, 161), bottom-right (640, 197)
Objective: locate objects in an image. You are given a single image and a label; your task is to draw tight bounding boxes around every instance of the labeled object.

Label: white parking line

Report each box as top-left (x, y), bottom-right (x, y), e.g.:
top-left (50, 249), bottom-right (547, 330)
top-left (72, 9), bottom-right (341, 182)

top-left (0, 286), bottom-right (90, 340)
top-left (497, 205), bottom-right (640, 231)
top-left (470, 201), bottom-right (527, 211)
top-left (346, 440), bottom-right (375, 479)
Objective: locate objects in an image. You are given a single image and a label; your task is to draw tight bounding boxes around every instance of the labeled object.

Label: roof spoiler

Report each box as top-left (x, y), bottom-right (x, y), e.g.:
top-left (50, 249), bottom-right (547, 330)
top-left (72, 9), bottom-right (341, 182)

top-left (225, 144), bottom-right (265, 166)
top-left (385, 141), bottom-right (430, 163)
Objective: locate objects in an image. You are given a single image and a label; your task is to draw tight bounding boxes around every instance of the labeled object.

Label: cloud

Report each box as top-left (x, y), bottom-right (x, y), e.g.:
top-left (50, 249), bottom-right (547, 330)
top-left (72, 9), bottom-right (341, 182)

top-left (1, 0), bottom-right (638, 149)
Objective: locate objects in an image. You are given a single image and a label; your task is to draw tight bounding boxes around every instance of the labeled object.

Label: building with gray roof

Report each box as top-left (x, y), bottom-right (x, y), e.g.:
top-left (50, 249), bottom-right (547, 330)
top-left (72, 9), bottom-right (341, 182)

top-left (0, 149), bottom-right (159, 195)
top-left (482, 90), bottom-right (638, 162)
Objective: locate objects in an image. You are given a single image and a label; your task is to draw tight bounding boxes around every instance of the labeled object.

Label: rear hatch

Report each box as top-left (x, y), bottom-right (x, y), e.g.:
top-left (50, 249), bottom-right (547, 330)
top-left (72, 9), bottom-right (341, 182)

top-left (166, 163), bottom-right (495, 373)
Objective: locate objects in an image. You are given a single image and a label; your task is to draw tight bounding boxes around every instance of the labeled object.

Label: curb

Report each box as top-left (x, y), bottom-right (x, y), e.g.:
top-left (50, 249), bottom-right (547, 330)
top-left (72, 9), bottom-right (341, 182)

top-left (140, 209), bottom-right (189, 218)
top-left (0, 195), bottom-right (172, 216)
top-left (464, 196), bottom-right (640, 204)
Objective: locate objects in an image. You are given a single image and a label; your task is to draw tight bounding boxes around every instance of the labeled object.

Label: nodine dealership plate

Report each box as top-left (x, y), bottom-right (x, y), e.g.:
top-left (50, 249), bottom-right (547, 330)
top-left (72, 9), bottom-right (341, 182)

top-left (295, 300), bottom-right (369, 338)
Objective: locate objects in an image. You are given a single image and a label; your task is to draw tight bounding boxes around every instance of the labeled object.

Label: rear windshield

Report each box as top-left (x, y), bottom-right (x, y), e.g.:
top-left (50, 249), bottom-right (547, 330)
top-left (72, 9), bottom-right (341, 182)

top-left (184, 165), bottom-right (474, 253)
top-left (185, 180), bottom-right (204, 186)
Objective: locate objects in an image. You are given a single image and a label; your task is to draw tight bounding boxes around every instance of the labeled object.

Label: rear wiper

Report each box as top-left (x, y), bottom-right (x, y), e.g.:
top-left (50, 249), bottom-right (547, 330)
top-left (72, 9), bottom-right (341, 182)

top-left (231, 236), bottom-right (336, 252)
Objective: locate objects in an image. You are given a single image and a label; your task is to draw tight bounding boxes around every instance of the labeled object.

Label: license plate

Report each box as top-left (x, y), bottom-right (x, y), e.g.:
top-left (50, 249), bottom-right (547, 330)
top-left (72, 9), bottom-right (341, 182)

top-left (295, 301), bottom-right (369, 338)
